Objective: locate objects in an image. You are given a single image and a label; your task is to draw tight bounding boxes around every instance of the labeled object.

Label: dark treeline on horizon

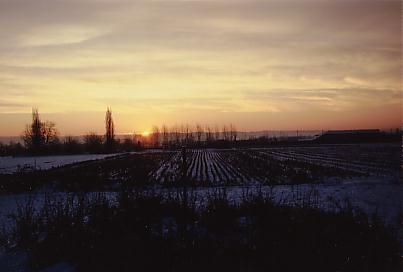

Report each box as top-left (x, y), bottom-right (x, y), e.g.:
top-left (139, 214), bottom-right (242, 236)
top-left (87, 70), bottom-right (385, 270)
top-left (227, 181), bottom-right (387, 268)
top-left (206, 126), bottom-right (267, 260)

top-left (0, 108), bottom-right (277, 156)
top-left (0, 108), bottom-right (401, 157)
top-left (0, 108), bottom-right (140, 156)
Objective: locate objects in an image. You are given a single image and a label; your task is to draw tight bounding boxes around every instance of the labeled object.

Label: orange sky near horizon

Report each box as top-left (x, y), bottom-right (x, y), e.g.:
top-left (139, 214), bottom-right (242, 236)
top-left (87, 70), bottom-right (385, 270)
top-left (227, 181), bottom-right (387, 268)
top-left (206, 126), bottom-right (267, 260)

top-left (0, 0), bottom-right (401, 136)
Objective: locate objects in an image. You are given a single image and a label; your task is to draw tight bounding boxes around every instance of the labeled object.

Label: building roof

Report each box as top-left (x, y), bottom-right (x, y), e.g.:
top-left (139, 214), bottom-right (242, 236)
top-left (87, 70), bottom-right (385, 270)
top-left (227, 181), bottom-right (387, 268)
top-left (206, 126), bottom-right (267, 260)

top-left (324, 129), bottom-right (380, 135)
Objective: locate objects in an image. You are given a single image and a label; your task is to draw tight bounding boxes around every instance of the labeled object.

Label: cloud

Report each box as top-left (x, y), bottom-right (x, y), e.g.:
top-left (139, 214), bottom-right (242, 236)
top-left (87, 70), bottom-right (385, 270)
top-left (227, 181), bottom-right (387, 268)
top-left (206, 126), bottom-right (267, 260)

top-left (20, 26), bottom-right (108, 47)
top-left (243, 88), bottom-right (401, 112)
top-left (0, 0), bottom-right (400, 134)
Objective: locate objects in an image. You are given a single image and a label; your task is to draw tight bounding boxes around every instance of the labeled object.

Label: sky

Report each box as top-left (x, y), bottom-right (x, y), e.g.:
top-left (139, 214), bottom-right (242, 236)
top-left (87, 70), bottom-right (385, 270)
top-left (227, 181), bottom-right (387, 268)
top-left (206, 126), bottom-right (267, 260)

top-left (0, 0), bottom-right (401, 136)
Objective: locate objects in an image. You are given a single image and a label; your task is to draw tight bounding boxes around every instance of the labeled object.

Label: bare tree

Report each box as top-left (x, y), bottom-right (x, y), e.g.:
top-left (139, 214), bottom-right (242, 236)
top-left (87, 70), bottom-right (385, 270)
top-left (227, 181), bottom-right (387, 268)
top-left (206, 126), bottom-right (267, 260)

top-left (172, 125), bottom-right (180, 146)
top-left (84, 132), bottom-right (103, 153)
top-left (22, 108), bottom-right (50, 153)
top-left (121, 136), bottom-right (134, 151)
top-left (132, 131), bottom-right (145, 148)
top-left (151, 125), bottom-right (160, 147)
top-left (222, 125), bottom-right (229, 141)
top-left (206, 125), bottom-right (213, 142)
top-left (161, 124), bottom-right (169, 148)
top-left (23, 108), bottom-right (44, 150)
top-left (105, 107), bottom-right (115, 152)
top-left (196, 123), bottom-right (204, 145)
top-left (184, 124), bottom-right (192, 146)
top-left (214, 125), bottom-right (220, 141)
top-left (229, 123), bottom-right (237, 142)
top-left (64, 136), bottom-right (81, 154)
top-left (43, 121), bottom-right (59, 144)
top-left (180, 125), bottom-right (185, 144)
top-left (132, 130), bottom-right (136, 142)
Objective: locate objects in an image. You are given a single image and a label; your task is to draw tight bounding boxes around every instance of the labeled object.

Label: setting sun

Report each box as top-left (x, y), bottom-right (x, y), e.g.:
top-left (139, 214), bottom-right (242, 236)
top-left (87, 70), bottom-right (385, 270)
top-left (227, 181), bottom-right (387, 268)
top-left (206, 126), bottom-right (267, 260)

top-left (141, 131), bottom-right (150, 137)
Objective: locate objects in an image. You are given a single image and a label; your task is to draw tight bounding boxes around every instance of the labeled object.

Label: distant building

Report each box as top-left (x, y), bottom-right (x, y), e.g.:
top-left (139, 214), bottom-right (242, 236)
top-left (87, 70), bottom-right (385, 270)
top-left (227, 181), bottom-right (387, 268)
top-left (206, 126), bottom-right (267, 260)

top-left (323, 129), bottom-right (380, 135)
top-left (314, 129), bottom-right (398, 143)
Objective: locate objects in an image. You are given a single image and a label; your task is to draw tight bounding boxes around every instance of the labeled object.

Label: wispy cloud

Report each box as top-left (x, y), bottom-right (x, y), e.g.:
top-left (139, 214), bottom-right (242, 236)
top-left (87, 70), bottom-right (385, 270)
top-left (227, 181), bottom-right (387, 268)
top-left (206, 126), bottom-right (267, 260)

top-left (0, 0), bottom-right (400, 134)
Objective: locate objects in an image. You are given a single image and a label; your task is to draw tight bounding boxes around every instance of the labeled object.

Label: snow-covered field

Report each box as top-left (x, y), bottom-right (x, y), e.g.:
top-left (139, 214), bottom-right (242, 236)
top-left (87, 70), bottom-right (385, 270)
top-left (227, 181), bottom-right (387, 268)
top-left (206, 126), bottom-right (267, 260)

top-left (0, 144), bottom-right (401, 270)
top-left (0, 145), bottom-right (400, 244)
top-left (0, 154), bottom-right (119, 174)
top-left (147, 145), bottom-right (402, 227)
top-left (151, 149), bottom-right (254, 184)
top-left (150, 145), bottom-right (400, 185)
top-left (257, 145), bottom-right (399, 175)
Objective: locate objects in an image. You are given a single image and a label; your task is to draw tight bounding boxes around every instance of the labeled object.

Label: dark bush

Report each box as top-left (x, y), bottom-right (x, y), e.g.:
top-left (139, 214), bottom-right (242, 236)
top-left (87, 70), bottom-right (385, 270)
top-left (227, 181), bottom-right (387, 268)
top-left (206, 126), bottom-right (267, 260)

top-left (4, 191), bottom-right (400, 272)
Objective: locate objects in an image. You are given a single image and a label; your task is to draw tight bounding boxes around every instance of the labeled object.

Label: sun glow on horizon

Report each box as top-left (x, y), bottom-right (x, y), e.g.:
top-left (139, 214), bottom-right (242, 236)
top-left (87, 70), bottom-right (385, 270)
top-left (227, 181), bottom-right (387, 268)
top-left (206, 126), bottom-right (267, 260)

top-left (141, 131), bottom-right (150, 137)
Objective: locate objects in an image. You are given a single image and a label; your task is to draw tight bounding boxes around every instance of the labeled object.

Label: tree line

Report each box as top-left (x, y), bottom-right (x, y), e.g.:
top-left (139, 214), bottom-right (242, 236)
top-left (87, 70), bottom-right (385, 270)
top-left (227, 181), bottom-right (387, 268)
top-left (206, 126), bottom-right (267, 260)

top-left (147, 123), bottom-right (238, 148)
top-left (0, 108), bottom-right (246, 156)
top-left (0, 108), bottom-right (125, 156)
top-left (3, 108), bottom-right (396, 156)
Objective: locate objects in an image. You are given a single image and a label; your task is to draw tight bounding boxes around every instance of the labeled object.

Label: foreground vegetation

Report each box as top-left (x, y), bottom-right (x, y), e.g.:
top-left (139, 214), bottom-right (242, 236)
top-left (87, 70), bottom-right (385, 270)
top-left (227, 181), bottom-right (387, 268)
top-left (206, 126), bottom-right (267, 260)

top-left (1, 190), bottom-right (400, 272)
